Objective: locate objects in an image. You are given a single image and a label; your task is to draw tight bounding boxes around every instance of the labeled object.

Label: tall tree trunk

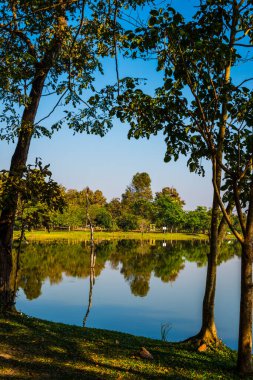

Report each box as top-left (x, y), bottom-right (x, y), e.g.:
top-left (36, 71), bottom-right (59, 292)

top-left (198, 199), bottom-right (233, 343)
top-left (237, 241), bottom-right (253, 374)
top-left (194, 1), bottom-right (239, 345)
top-left (0, 6), bottom-right (67, 308)
top-left (0, 71), bottom-right (48, 304)
top-left (0, 249), bottom-right (13, 310)
top-left (237, 181), bottom-right (253, 374)
top-left (198, 194), bottom-right (219, 343)
top-left (195, 190), bottom-right (227, 343)
top-left (184, 192), bottom-right (219, 344)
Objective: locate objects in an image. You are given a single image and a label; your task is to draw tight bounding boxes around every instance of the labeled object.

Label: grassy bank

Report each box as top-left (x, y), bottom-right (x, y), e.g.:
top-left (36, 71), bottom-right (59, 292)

top-left (14, 230), bottom-right (208, 242)
top-left (0, 311), bottom-right (247, 379)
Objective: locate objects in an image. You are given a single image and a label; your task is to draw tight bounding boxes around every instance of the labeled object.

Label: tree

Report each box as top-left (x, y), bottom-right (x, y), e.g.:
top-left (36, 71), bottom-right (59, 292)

top-left (120, 173), bottom-right (153, 230)
top-left (117, 212), bottom-right (138, 231)
top-left (52, 186), bottom-right (108, 228)
top-left (94, 207), bottom-right (113, 229)
top-left (0, 0), bottom-right (147, 307)
top-left (122, 172), bottom-right (153, 207)
top-left (185, 207), bottom-right (211, 234)
top-left (114, 1), bottom-right (253, 372)
top-left (153, 190), bottom-right (185, 232)
top-left (107, 197), bottom-right (122, 219)
top-left (155, 187), bottom-right (185, 208)
top-left (94, 0), bottom-right (253, 371)
top-left (80, 188), bottom-right (106, 207)
top-left (0, 160), bottom-right (65, 305)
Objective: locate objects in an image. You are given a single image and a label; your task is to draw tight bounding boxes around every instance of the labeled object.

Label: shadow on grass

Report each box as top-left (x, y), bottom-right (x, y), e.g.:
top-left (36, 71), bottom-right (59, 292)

top-left (0, 312), bottom-right (244, 380)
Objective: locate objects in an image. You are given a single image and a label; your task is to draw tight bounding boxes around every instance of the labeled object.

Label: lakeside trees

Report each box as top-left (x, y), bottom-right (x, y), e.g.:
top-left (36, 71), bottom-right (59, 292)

top-left (0, 0), bottom-right (252, 374)
top-left (0, 0), bottom-right (149, 308)
top-left (88, 0), bottom-right (253, 372)
top-left (121, 1), bottom-right (253, 373)
top-left (32, 172), bottom-right (214, 233)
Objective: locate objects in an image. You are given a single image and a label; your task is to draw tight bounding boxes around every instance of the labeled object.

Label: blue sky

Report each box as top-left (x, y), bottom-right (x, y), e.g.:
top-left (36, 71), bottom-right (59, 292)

top-left (1, 0), bottom-right (248, 209)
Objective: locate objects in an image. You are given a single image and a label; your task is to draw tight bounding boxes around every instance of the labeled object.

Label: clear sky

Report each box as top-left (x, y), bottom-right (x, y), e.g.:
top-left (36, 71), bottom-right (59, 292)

top-left (1, 0), bottom-right (249, 210)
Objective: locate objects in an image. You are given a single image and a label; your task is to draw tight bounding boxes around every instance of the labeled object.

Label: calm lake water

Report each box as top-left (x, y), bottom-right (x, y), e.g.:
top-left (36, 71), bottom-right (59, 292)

top-left (14, 239), bottom-right (241, 349)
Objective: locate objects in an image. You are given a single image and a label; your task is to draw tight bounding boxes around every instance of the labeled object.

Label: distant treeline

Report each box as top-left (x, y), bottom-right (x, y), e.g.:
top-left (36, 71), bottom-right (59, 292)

top-left (14, 172), bottom-right (240, 234)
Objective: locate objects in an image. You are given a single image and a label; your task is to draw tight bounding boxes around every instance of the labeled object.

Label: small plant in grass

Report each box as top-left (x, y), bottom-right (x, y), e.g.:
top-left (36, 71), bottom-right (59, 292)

top-left (161, 322), bottom-right (172, 342)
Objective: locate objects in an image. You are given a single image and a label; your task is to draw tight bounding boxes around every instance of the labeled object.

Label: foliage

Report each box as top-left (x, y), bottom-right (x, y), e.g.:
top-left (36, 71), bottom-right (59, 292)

top-left (122, 172), bottom-right (153, 210)
top-left (0, 161), bottom-right (65, 233)
top-left (117, 212), bottom-right (138, 231)
top-left (14, 171), bottom-right (213, 233)
top-left (185, 207), bottom-right (211, 234)
top-left (0, 0), bottom-right (150, 142)
top-left (153, 190), bottom-right (186, 231)
top-left (94, 207), bottom-right (113, 229)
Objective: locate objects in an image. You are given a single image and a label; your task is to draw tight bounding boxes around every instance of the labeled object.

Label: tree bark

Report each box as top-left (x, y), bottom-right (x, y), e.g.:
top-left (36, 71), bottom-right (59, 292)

top-left (194, 1), bottom-right (239, 345)
top-left (0, 248), bottom-right (13, 310)
top-left (0, 8), bottom-right (67, 304)
top-left (197, 191), bottom-right (220, 343)
top-left (0, 71), bottom-right (48, 307)
top-left (237, 241), bottom-right (253, 374)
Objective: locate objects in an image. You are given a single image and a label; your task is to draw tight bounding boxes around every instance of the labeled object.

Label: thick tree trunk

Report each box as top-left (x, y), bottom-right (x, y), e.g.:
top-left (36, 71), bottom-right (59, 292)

top-left (0, 248), bottom-right (13, 310)
top-left (0, 245), bottom-right (22, 311)
top-left (237, 242), bottom-right (253, 373)
top-left (0, 7), bottom-right (67, 310)
top-left (184, 192), bottom-right (220, 344)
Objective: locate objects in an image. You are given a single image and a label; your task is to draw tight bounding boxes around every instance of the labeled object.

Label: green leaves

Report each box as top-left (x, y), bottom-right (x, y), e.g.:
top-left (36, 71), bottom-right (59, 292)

top-left (0, 160), bottom-right (66, 232)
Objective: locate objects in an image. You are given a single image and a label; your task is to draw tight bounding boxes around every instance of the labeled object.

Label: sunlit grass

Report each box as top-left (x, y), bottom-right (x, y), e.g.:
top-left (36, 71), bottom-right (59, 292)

top-left (14, 230), bottom-right (208, 242)
top-left (0, 311), bottom-right (248, 379)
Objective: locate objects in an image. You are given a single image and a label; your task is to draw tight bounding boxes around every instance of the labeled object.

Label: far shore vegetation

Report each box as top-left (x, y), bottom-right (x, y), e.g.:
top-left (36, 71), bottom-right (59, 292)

top-left (13, 172), bottom-right (237, 242)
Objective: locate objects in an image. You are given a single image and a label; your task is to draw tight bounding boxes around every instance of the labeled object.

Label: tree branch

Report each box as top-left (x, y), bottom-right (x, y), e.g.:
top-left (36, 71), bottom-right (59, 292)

top-left (234, 43), bottom-right (253, 47)
top-left (12, 30), bottom-right (37, 59)
top-left (212, 159), bottom-right (244, 243)
top-left (34, 89), bottom-right (68, 126)
top-left (235, 77), bottom-right (253, 89)
top-left (218, 200), bottom-right (234, 242)
top-left (233, 180), bottom-right (246, 236)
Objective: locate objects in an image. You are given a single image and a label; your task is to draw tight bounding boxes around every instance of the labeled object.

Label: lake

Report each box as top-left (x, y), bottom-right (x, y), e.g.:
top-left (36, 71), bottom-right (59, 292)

top-left (13, 239), bottom-right (241, 349)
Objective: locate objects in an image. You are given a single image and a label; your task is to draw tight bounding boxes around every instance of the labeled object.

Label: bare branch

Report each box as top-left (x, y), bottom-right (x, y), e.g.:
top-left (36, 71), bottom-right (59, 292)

top-left (218, 200), bottom-right (234, 241)
top-left (34, 89), bottom-right (68, 126)
top-left (235, 77), bottom-right (253, 89)
top-left (234, 43), bottom-right (253, 47)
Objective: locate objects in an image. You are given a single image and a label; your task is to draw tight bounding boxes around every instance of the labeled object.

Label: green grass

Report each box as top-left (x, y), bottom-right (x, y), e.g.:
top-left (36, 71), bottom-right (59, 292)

top-left (0, 311), bottom-right (248, 379)
top-left (14, 230), bottom-right (208, 242)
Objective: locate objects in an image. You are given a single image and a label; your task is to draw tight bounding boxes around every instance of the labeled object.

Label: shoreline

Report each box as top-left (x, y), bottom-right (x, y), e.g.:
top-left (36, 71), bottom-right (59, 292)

top-left (14, 230), bottom-right (208, 242)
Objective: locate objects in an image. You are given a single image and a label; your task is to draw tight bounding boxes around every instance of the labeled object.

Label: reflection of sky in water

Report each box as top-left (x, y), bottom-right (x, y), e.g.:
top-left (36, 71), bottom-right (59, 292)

top-left (16, 257), bottom-right (241, 349)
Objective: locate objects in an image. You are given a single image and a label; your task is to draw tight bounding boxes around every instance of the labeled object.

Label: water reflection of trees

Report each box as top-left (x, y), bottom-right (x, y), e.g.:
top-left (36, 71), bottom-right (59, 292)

top-left (11, 239), bottom-right (239, 302)
top-left (83, 243), bottom-right (96, 327)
